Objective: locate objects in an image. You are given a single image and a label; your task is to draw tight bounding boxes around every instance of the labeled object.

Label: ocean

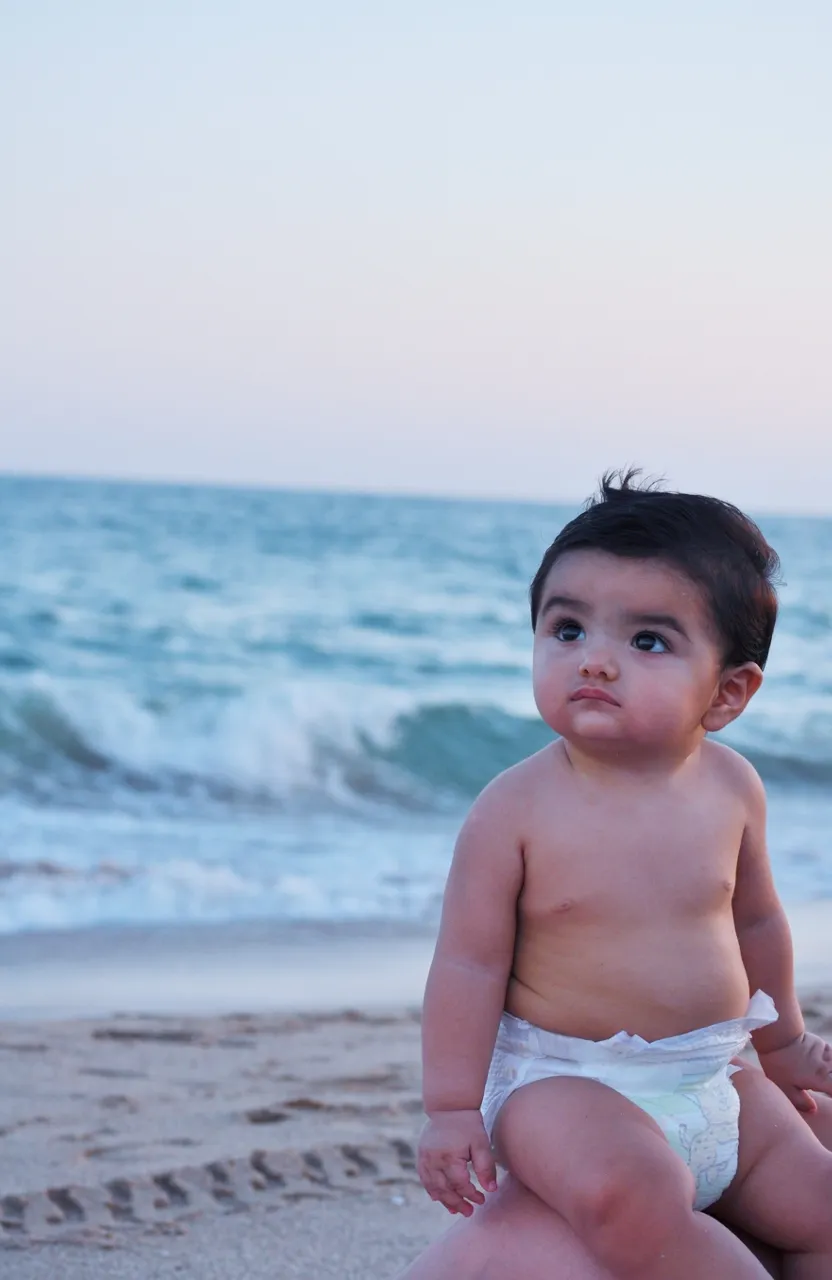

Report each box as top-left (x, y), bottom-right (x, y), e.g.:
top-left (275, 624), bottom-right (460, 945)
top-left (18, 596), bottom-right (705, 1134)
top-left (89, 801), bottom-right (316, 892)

top-left (2, 475), bottom-right (832, 936)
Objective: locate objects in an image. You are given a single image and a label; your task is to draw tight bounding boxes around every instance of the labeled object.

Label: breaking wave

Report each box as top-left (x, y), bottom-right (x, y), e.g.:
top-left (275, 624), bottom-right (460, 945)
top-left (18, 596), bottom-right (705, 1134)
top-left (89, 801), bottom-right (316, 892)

top-left (1, 675), bottom-right (830, 820)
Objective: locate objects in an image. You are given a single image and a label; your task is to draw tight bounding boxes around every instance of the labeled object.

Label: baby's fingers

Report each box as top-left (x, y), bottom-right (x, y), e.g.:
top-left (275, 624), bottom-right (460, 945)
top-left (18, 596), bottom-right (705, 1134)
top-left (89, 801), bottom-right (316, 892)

top-left (417, 1156), bottom-right (446, 1203)
top-left (811, 1042), bottom-right (832, 1096)
top-left (810, 1074), bottom-right (832, 1100)
top-left (470, 1135), bottom-right (498, 1194)
top-left (446, 1157), bottom-right (485, 1208)
top-left (785, 1084), bottom-right (818, 1114)
top-left (417, 1156), bottom-right (474, 1215)
top-left (430, 1169), bottom-right (476, 1217)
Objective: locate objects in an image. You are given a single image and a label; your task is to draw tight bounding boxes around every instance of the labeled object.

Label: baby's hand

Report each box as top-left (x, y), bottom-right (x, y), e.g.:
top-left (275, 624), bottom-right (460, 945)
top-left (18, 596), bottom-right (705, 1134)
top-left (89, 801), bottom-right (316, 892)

top-left (417, 1109), bottom-right (498, 1216)
top-left (758, 1031), bottom-right (832, 1112)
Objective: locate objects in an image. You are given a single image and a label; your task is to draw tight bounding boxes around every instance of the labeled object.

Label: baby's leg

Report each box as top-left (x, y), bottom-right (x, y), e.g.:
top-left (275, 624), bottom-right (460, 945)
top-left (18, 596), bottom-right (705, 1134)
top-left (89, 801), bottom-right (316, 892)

top-left (804, 1090), bottom-right (832, 1150)
top-left (710, 1067), bottom-right (832, 1280)
top-left (494, 1076), bottom-right (770, 1279)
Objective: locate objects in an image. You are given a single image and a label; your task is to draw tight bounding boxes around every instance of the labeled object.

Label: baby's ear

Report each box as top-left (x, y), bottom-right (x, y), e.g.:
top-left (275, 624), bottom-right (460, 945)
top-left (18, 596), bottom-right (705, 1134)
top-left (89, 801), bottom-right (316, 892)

top-left (702, 663), bottom-right (763, 732)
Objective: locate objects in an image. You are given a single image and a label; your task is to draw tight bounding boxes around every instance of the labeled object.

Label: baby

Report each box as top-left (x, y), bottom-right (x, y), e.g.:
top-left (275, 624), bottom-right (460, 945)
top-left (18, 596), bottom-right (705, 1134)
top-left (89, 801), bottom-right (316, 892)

top-left (418, 473), bottom-right (832, 1278)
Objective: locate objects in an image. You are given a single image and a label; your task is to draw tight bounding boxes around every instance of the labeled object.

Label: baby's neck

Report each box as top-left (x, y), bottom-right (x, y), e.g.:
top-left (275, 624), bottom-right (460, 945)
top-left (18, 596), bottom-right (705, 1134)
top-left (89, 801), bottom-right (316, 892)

top-left (559, 733), bottom-right (704, 784)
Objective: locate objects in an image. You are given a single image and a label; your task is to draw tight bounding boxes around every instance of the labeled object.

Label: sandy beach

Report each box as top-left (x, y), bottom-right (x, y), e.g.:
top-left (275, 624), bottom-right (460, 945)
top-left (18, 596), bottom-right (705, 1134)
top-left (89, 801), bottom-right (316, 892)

top-left (2, 907), bottom-right (831, 1278)
top-left (0, 920), bottom-right (446, 1277)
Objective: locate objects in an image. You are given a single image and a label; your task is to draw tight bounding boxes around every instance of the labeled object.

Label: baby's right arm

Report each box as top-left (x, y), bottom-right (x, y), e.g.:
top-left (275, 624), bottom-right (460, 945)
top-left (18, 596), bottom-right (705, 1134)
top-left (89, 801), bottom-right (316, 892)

top-left (418, 774), bottom-right (525, 1214)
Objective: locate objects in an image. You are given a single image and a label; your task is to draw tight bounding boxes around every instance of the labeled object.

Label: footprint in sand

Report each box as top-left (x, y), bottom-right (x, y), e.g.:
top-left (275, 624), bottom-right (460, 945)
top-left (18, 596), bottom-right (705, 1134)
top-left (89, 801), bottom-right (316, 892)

top-left (1, 1139), bottom-right (421, 1243)
top-left (92, 1028), bottom-right (203, 1045)
top-left (245, 1106), bottom-right (290, 1125)
top-left (84, 1137), bottom-right (201, 1160)
top-left (80, 1067), bottom-right (148, 1081)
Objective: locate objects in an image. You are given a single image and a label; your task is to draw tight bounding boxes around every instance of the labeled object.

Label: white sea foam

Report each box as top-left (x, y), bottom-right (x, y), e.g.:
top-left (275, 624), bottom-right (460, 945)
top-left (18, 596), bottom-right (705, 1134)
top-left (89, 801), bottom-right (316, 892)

top-left (2, 478), bottom-right (832, 934)
top-left (0, 802), bottom-right (454, 934)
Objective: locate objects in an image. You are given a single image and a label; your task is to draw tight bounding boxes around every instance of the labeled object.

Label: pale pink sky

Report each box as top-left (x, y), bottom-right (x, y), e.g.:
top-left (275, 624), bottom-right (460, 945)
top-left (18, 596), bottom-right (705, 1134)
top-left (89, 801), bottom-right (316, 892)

top-left (3, 3), bottom-right (831, 511)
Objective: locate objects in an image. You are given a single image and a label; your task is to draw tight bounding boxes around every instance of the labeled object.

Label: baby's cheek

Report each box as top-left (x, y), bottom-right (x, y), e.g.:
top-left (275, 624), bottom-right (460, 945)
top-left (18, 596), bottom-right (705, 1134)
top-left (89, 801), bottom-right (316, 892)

top-left (536, 696), bottom-right (567, 736)
top-left (532, 660), bottom-right (564, 707)
top-left (655, 692), bottom-right (695, 735)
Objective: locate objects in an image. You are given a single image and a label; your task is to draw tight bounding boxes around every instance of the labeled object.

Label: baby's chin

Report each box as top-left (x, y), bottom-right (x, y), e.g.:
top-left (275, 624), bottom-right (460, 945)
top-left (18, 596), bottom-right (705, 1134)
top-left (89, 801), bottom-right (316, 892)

top-left (542, 704), bottom-right (630, 742)
top-left (564, 703), bottom-right (628, 735)
top-left (558, 707), bottom-right (691, 756)
top-left (560, 703), bottom-right (679, 749)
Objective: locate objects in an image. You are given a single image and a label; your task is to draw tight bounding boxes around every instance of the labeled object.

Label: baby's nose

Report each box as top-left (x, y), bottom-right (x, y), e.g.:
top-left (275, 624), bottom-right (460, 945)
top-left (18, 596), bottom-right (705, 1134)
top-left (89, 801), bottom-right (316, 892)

top-left (579, 647), bottom-right (619, 680)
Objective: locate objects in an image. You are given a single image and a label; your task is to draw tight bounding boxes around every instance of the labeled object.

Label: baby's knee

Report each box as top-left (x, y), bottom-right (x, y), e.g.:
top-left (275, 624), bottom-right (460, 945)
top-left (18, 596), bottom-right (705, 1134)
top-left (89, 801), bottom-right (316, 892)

top-left (572, 1151), bottom-right (695, 1274)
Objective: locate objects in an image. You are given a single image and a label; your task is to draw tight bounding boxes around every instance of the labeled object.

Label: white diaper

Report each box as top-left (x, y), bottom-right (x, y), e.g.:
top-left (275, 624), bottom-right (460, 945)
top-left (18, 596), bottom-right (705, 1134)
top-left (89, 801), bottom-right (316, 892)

top-left (481, 990), bottom-right (778, 1211)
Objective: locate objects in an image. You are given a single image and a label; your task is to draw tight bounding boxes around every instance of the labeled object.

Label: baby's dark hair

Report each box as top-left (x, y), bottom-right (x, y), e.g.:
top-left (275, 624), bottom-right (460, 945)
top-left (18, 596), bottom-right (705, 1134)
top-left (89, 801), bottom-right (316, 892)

top-left (530, 469), bottom-right (780, 669)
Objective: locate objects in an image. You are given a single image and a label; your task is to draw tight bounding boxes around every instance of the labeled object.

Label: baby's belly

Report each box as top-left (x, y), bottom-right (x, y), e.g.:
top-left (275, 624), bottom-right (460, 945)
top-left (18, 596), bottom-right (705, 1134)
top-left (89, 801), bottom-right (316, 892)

top-left (505, 920), bottom-right (751, 1042)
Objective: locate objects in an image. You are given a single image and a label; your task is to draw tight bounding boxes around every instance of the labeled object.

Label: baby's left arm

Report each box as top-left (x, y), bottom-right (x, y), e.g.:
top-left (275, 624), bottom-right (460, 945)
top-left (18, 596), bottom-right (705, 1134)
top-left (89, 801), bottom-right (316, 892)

top-left (732, 761), bottom-right (832, 1113)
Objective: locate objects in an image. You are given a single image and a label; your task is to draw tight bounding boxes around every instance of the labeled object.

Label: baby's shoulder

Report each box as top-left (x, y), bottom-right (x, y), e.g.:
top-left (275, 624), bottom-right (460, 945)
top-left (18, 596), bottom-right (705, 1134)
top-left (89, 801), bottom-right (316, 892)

top-left (470, 743), bottom-right (563, 818)
top-left (701, 739), bottom-right (765, 806)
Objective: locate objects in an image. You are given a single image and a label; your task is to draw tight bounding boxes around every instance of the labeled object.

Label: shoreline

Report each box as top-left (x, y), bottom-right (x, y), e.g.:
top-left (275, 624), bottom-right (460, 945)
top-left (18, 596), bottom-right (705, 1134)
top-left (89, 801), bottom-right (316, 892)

top-left (2, 900), bottom-right (831, 1021)
top-left (0, 918), bottom-right (437, 1021)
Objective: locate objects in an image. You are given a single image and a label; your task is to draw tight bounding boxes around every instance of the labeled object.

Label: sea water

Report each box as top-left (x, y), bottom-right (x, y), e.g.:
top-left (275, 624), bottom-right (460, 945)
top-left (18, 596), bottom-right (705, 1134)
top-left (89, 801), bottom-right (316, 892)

top-left (2, 475), bottom-right (832, 935)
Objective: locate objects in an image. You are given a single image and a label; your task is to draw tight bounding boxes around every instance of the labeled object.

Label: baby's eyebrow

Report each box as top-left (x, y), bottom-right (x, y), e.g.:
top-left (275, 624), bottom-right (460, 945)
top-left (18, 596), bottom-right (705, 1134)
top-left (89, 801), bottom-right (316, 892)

top-left (539, 593), bottom-right (587, 618)
top-left (623, 611), bottom-right (690, 640)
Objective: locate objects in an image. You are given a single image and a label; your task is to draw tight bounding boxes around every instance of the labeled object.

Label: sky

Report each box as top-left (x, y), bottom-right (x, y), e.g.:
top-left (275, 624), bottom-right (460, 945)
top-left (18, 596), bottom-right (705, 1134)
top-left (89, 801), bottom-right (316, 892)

top-left (2, 2), bottom-right (831, 512)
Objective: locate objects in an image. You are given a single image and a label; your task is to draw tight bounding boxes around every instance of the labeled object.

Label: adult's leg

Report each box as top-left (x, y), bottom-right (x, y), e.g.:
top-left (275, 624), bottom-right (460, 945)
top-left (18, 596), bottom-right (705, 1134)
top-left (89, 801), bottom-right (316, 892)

top-left (710, 1071), bottom-right (832, 1279)
top-left (494, 1075), bottom-right (769, 1278)
top-left (398, 1177), bottom-right (609, 1280)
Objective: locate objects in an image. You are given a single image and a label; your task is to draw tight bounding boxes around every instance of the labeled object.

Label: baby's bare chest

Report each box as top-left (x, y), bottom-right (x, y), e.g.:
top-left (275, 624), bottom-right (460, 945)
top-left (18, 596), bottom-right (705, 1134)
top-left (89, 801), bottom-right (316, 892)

top-left (519, 789), bottom-right (745, 924)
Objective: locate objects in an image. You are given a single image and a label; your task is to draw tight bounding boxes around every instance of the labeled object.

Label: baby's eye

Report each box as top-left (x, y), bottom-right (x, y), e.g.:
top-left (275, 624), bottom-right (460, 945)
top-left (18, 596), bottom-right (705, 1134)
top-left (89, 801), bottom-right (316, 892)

top-left (632, 631), bottom-right (669, 653)
top-left (554, 619), bottom-right (585, 643)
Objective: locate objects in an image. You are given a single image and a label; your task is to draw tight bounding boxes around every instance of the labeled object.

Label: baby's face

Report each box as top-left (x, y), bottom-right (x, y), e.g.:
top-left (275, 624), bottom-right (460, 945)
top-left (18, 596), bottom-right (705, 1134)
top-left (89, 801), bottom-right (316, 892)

top-left (532, 549), bottom-right (725, 754)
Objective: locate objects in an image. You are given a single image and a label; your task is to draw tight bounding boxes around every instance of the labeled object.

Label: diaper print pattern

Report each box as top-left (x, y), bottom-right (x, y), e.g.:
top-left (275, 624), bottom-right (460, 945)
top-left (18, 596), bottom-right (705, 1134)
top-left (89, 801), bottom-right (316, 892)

top-left (668, 1075), bottom-right (740, 1210)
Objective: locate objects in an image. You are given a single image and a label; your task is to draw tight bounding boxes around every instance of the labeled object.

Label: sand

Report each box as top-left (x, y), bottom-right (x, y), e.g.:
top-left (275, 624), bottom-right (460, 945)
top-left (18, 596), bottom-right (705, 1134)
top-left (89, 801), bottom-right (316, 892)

top-left (2, 906), bottom-right (831, 1277)
top-left (0, 920), bottom-right (446, 1277)
top-left (0, 1004), bottom-right (446, 1277)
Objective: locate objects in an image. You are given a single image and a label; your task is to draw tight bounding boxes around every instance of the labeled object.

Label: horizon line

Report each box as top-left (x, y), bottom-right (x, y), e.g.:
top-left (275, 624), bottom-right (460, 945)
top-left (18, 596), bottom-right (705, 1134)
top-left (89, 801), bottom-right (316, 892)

top-left (0, 466), bottom-right (825, 522)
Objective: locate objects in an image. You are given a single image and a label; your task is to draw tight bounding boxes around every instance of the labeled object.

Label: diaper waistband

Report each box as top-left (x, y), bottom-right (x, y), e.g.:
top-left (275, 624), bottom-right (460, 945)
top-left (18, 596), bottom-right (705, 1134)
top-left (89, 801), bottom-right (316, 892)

top-left (496, 990), bottom-right (777, 1089)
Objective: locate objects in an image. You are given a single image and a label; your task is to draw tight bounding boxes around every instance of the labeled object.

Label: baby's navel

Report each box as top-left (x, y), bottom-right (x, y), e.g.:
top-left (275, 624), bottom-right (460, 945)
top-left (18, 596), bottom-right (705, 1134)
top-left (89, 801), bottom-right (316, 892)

top-left (553, 898), bottom-right (575, 914)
